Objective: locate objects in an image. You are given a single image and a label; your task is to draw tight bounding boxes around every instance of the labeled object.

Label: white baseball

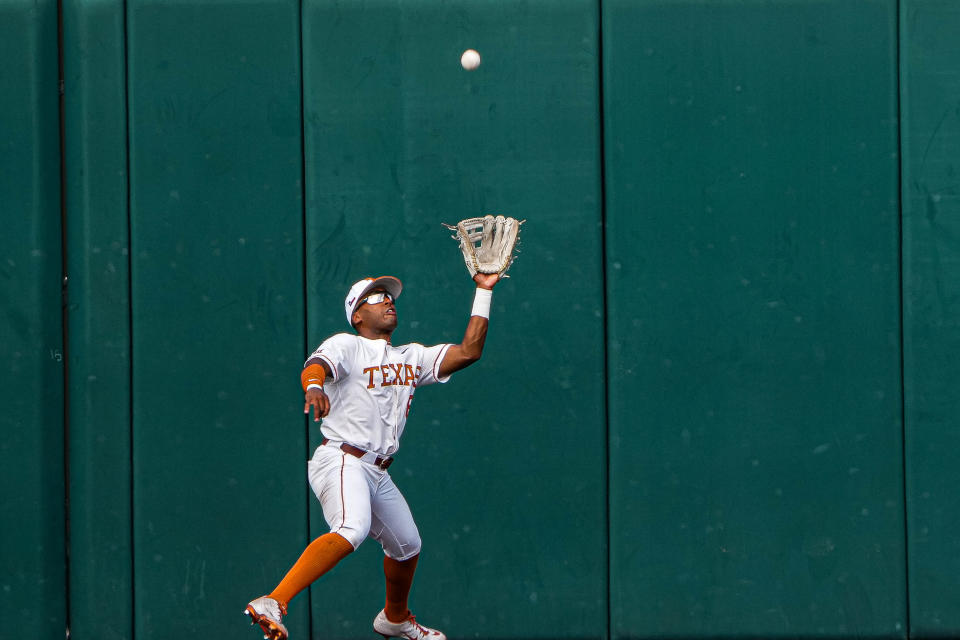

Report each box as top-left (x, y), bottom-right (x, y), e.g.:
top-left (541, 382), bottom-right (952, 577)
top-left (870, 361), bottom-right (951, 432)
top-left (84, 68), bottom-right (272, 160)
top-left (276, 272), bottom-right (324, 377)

top-left (460, 49), bottom-right (481, 71)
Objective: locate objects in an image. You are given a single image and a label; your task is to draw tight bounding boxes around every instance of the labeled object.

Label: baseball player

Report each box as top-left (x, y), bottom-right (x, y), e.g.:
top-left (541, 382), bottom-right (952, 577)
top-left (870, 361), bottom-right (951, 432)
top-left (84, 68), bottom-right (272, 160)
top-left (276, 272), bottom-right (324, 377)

top-left (245, 271), bottom-right (501, 640)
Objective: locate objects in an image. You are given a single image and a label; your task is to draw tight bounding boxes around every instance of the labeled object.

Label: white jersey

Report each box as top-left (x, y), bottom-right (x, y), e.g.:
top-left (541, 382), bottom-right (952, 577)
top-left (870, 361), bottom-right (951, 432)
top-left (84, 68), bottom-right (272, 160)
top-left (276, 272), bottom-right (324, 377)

top-left (307, 333), bottom-right (453, 456)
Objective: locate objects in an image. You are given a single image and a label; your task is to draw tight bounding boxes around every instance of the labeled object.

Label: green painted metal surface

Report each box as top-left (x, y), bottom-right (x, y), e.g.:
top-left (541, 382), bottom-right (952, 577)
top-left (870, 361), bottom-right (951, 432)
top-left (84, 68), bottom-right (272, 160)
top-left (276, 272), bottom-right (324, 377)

top-left (63, 1), bottom-right (133, 638)
top-left (902, 1), bottom-right (960, 636)
top-left (604, 1), bottom-right (905, 637)
top-left (0, 0), bottom-right (66, 637)
top-left (126, 1), bottom-right (307, 637)
top-left (302, 1), bottom-right (605, 638)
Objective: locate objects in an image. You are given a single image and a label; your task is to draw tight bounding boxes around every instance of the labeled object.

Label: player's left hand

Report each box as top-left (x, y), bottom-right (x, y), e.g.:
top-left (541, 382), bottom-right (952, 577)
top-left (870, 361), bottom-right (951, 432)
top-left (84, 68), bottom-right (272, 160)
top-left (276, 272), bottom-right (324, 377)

top-left (473, 272), bottom-right (500, 290)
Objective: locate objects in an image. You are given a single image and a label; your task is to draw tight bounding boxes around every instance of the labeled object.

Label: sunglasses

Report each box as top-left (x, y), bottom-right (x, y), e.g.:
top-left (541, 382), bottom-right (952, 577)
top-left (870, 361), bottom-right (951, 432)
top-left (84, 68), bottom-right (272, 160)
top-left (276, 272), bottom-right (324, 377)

top-left (359, 291), bottom-right (394, 307)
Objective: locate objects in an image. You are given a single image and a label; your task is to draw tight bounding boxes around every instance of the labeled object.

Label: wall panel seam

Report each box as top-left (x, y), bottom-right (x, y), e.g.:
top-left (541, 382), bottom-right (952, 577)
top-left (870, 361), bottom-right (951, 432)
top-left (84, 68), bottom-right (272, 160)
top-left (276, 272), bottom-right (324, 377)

top-left (298, 1), bottom-right (313, 637)
top-left (896, 0), bottom-right (911, 637)
top-left (56, 0), bottom-right (72, 635)
top-left (598, 0), bottom-right (611, 638)
top-left (123, 0), bottom-right (136, 636)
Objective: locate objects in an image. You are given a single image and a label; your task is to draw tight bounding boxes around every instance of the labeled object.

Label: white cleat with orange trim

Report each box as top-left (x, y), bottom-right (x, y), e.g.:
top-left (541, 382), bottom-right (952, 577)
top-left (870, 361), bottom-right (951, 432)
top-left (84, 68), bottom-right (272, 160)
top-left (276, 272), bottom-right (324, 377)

top-left (244, 596), bottom-right (288, 640)
top-left (373, 609), bottom-right (446, 640)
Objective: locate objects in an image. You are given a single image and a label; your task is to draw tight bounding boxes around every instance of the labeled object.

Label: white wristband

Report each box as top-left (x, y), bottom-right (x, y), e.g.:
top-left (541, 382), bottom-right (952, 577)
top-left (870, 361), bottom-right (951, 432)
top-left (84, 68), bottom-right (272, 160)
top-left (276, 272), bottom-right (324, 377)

top-left (471, 287), bottom-right (492, 318)
top-left (306, 384), bottom-right (325, 392)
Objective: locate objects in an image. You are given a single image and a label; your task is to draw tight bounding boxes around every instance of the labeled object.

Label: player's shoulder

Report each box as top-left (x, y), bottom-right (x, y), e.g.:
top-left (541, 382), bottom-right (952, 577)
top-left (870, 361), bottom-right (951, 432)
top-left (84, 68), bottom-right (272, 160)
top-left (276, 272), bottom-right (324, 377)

top-left (318, 332), bottom-right (360, 350)
top-left (393, 340), bottom-right (426, 353)
top-left (393, 341), bottom-right (451, 358)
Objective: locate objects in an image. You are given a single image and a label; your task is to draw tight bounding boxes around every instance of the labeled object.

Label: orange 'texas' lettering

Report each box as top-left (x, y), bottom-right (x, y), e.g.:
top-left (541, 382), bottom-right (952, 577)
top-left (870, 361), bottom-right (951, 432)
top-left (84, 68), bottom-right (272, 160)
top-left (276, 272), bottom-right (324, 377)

top-left (363, 366), bottom-right (378, 389)
top-left (363, 363), bottom-right (420, 388)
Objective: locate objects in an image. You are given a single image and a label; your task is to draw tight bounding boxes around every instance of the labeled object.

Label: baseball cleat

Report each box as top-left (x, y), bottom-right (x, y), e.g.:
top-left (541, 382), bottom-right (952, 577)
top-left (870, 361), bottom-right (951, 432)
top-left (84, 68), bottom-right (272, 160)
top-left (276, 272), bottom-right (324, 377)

top-left (244, 596), bottom-right (288, 640)
top-left (373, 609), bottom-right (446, 640)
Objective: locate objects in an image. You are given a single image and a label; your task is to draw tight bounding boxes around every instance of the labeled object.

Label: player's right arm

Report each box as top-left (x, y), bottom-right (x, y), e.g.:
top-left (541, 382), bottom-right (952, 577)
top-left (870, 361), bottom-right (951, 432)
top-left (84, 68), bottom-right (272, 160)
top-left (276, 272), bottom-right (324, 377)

top-left (302, 358), bottom-right (334, 422)
top-left (437, 273), bottom-right (500, 378)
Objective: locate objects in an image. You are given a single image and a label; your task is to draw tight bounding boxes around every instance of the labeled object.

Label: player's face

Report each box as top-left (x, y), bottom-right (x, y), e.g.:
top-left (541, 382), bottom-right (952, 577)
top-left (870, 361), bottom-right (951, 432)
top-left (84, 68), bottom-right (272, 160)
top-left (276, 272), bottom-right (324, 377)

top-left (354, 288), bottom-right (397, 332)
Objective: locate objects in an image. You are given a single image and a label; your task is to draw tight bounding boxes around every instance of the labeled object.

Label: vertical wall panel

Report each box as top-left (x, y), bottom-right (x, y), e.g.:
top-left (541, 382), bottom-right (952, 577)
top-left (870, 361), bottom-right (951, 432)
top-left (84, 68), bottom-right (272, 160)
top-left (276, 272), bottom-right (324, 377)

top-left (302, 1), bottom-right (605, 638)
top-left (0, 0), bottom-right (66, 637)
top-left (63, 1), bottom-right (133, 638)
top-left (604, 1), bottom-right (904, 638)
top-left (902, 0), bottom-right (960, 636)
top-left (126, 2), bottom-right (306, 638)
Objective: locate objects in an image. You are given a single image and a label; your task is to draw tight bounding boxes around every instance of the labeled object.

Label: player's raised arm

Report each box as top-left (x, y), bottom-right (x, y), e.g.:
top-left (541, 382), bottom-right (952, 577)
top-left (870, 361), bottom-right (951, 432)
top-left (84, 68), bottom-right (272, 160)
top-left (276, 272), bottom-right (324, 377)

top-left (437, 273), bottom-right (500, 378)
top-left (437, 214), bottom-right (522, 378)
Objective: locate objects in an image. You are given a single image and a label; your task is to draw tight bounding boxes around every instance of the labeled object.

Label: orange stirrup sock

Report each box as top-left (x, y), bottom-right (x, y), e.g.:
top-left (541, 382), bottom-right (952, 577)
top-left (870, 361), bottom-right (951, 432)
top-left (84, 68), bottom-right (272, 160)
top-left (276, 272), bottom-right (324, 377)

top-left (301, 363), bottom-right (326, 391)
top-left (269, 532), bottom-right (354, 608)
top-left (383, 554), bottom-right (419, 622)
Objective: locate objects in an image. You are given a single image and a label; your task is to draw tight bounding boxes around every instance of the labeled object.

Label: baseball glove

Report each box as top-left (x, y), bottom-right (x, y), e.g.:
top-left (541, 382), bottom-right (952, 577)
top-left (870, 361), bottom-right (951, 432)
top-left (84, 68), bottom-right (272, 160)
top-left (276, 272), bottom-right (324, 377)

top-left (443, 215), bottom-right (524, 277)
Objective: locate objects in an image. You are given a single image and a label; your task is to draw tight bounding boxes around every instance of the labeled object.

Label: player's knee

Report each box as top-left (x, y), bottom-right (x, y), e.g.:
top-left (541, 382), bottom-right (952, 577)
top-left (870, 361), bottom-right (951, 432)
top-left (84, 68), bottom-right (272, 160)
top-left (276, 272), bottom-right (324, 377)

top-left (334, 520), bottom-right (370, 550)
top-left (403, 536), bottom-right (422, 560)
top-left (384, 531), bottom-right (421, 561)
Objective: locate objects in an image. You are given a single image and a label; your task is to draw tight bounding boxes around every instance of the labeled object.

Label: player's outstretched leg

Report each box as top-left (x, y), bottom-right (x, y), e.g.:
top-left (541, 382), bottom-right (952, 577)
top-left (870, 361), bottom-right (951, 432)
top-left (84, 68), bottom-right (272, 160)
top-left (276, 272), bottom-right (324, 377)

top-left (244, 596), bottom-right (288, 640)
top-left (372, 609), bottom-right (446, 640)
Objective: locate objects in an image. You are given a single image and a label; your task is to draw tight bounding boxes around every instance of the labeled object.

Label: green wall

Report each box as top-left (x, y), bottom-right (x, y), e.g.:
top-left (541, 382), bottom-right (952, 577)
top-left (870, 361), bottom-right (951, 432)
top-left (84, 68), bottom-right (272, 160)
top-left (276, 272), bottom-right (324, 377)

top-left (126, 1), bottom-right (308, 638)
top-left (1, 1), bottom-right (959, 639)
top-left (902, 1), bottom-right (960, 637)
top-left (0, 1), bottom-right (66, 638)
top-left (604, 1), bottom-right (905, 637)
top-left (63, 2), bottom-right (133, 638)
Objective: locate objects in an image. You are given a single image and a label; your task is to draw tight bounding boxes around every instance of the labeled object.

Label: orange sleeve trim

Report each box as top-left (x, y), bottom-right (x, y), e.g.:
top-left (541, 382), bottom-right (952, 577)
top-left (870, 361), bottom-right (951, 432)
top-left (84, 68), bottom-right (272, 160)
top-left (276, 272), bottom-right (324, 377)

top-left (301, 363), bottom-right (327, 391)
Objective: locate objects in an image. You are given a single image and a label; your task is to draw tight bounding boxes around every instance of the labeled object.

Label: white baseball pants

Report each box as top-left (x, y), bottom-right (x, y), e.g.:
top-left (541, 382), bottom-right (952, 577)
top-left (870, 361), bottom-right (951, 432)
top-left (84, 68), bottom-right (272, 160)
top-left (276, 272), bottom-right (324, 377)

top-left (307, 442), bottom-right (422, 561)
